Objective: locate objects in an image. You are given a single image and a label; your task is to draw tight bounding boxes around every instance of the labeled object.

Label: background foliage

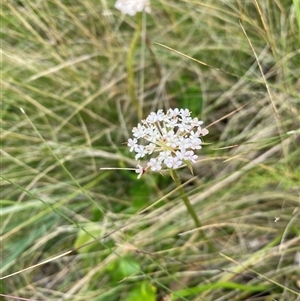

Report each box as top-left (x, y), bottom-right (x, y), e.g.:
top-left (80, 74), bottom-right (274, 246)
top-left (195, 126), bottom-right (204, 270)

top-left (2, 0), bottom-right (300, 300)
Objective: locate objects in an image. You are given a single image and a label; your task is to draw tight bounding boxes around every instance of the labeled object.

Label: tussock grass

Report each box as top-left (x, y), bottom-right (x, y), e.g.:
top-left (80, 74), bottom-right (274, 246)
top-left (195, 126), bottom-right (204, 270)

top-left (1, 0), bottom-right (300, 300)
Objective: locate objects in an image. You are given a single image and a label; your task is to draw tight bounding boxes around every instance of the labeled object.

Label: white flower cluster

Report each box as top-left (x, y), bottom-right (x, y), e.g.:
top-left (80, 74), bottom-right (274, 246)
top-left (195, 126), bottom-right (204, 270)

top-left (127, 108), bottom-right (209, 178)
top-left (115, 0), bottom-right (151, 16)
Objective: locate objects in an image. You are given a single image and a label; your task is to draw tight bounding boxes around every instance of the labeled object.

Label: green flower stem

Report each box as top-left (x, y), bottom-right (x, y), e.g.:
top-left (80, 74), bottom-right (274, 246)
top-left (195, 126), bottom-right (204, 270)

top-left (126, 12), bottom-right (143, 119)
top-left (170, 169), bottom-right (216, 252)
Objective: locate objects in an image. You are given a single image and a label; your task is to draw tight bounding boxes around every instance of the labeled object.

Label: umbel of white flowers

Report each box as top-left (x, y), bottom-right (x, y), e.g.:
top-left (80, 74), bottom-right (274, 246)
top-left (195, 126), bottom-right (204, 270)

top-left (115, 0), bottom-right (151, 16)
top-left (127, 108), bottom-right (209, 178)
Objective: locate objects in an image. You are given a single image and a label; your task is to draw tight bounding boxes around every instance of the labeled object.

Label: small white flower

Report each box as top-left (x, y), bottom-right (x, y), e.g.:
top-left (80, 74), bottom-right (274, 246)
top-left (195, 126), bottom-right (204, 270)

top-left (165, 130), bottom-right (179, 148)
top-left (167, 108), bottom-right (180, 118)
top-left (145, 109), bottom-right (166, 124)
top-left (156, 109), bottom-right (164, 121)
top-left (189, 135), bottom-right (202, 149)
top-left (115, 0), bottom-right (151, 16)
top-left (190, 118), bottom-right (203, 128)
top-left (175, 149), bottom-right (197, 163)
top-left (132, 123), bottom-right (145, 139)
top-left (164, 156), bottom-right (182, 169)
top-left (158, 150), bottom-right (171, 162)
top-left (163, 157), bottom-right (174, 169)
top-left (173, 157), bottom-right (183, 169)
top-left (147, 158), bottom-right (162, 171)
top-left (134, 145), bottom-right (147, 159)
top-left (145, 142), bottom-right (156, 154)
top-left (127, 138), bottom-right (138, 152)
top-left (165, 117), bottom-right (178, 128)
top-left (180, 108), bottom-right (190, 118)
top-left (127, 108), bottom-right (209, 178)
top-left (178, 121), bottom-right (191, 133)
top-left (178, 136), bottom-right (191, 149)
top-left (197, 127), bottom-right (209, 137)
top-left (184, 151), bottom-right (198, 163)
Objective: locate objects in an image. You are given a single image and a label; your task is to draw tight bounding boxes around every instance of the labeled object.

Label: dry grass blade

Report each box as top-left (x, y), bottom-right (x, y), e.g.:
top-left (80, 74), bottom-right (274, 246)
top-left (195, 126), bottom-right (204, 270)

top-left (2, 0), bottom-right (299, 300)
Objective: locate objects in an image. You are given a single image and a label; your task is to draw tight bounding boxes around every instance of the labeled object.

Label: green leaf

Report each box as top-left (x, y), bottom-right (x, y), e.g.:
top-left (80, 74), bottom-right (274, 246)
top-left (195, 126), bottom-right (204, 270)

top-left (74, 224), bottom-right (103, 253)
top-left (107, 257), bottom-right (140, 283)
top-left (123, 281), bottom-right (156, 301)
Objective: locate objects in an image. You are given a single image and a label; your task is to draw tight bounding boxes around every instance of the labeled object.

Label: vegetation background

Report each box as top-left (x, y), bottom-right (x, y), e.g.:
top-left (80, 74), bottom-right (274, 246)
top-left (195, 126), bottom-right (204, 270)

top-left (1, 0), bottom-right (300, 300)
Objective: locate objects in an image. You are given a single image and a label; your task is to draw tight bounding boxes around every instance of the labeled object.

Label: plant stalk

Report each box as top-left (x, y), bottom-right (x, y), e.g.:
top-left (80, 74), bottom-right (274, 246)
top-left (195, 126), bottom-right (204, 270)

top-left (126, 12), bottom-right (143, 119)
top-left (171, 169), bottom-right (216, 252)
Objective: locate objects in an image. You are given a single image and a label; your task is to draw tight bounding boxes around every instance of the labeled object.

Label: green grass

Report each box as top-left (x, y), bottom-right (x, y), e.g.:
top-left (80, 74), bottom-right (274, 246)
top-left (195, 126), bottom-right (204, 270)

top-left (1, 0), bottom-right (300, 300)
